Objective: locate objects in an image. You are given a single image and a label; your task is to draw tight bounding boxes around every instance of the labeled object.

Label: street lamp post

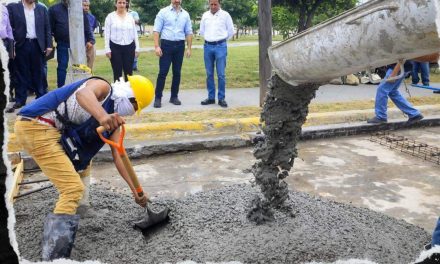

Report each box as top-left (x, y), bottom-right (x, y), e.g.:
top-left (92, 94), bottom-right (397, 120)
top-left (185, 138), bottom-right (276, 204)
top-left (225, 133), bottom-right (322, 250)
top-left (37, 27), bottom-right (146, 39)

top-left (258, 0), bottom-right (272, 106)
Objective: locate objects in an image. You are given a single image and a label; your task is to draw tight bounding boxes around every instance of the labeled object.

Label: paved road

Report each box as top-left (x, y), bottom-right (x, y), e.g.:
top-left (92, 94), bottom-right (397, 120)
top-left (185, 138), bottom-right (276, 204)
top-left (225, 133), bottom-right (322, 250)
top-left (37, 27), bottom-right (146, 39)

top-left (141, 82), bottom-right (439, 113)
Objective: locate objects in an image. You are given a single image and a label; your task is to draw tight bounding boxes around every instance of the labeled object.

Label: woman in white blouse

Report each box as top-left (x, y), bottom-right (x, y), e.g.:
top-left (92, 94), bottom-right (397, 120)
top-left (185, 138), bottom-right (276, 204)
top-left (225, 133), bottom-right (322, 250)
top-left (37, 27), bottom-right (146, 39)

top-left (104, 0), bottom-right (139, 81)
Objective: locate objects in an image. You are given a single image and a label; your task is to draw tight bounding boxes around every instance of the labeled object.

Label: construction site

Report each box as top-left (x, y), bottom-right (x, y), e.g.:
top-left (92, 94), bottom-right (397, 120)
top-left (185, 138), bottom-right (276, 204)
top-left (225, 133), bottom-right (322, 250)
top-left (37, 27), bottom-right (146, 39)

top-left (4, 0), bottom-right (440, 263)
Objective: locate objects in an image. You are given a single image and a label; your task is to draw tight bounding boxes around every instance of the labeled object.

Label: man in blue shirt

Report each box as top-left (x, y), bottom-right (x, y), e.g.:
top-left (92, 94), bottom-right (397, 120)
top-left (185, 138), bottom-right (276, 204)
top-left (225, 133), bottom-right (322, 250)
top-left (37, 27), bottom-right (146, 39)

top-left (153, 0), bottom-right (193, 108)
top-left (49, 0), bottom-right (95, 88)
top-left (83, 0), bottom-right (98, 71)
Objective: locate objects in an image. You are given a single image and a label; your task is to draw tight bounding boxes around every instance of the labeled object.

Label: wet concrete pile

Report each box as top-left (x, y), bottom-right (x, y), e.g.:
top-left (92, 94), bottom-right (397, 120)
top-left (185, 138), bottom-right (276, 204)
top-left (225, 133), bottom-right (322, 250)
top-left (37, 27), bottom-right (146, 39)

top-left (14, 183), bottom-right (428, 263)
top-left (250, 74), bottom-right (320, 221)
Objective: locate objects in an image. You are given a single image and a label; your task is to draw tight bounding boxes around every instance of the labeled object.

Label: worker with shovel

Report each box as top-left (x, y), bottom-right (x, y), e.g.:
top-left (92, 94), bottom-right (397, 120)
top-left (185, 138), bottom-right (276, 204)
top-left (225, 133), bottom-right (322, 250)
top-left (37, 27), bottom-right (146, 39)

top-left (14, 75), bottom-right (152, 261)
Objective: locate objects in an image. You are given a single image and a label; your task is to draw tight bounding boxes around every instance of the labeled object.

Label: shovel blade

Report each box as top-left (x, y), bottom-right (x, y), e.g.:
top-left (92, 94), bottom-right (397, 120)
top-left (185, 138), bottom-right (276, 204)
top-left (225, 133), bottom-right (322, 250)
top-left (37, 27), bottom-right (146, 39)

top-left (134, 207), bottom-right (170, 231)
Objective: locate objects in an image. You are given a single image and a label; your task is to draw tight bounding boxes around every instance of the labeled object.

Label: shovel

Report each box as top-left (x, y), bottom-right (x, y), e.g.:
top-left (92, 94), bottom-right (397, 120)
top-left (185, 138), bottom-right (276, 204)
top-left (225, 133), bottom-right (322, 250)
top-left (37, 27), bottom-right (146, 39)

top-left (96, 125), bottom-right (169, 231)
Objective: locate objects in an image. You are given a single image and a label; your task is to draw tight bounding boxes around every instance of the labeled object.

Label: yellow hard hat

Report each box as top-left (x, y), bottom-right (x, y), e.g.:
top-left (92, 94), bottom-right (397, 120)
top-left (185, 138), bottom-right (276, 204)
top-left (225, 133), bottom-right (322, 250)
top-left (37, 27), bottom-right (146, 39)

top-left (127, 75), bottom-right (154, 114)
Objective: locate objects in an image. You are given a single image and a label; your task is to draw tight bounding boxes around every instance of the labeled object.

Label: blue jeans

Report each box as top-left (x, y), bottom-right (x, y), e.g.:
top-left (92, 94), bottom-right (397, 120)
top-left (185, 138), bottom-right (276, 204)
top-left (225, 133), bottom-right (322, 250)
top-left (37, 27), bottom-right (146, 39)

top-left (432, 218), bottom-right (440, 246)
top-left (155, 40), bottom-right (185, 99)
top-left (374, 69), bottom-right (421, 120)
top-left (204, 42), bottom-right (227, 100)
top-left (56, 42), bottom-right (69, 88)
top-left (411, 61), bottom-right (430, 85)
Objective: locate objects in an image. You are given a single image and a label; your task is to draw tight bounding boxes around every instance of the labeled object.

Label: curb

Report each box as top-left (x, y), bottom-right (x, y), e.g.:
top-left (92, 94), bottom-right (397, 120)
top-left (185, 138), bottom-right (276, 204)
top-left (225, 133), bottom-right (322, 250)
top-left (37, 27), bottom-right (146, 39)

top-left (91, 115), bottom-right (440, 162)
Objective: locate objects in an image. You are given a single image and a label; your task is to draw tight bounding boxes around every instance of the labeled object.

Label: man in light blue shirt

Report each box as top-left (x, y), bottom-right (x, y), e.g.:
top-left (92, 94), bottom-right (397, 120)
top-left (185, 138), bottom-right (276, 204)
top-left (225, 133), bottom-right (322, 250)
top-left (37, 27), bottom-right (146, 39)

top-left (153, 0), bottom-right (193, 108)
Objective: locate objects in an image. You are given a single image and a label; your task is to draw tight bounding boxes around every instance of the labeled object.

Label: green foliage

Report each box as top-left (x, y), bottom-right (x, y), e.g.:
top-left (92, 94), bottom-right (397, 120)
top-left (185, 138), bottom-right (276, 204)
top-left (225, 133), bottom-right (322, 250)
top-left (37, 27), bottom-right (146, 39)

top-left (272, 0), bottom-right (358, 32)
top-left (272, 6), bottom-right (297, 39)
top-left (222, 0), bottom-right (258, 37)
top-left (89, 0), bottom-right (115, 26)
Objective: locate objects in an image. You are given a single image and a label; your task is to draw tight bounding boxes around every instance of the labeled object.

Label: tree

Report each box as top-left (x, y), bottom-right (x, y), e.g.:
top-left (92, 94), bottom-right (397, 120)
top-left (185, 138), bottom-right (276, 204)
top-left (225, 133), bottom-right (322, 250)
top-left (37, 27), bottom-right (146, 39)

top-left (272, 6), bottom-right (297, 39)
top-left (222, 0), bottom-right (258, 39)
top-left (272, 0), bottom-right (357, 33)
top-left (89, 0), bottom-right (114, 36)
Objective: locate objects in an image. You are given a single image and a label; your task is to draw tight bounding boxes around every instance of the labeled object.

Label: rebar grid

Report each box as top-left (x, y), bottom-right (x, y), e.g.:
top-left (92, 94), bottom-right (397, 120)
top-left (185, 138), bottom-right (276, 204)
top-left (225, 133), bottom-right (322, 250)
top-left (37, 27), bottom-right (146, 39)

top-left (369, 131), bottom-right (440, 165)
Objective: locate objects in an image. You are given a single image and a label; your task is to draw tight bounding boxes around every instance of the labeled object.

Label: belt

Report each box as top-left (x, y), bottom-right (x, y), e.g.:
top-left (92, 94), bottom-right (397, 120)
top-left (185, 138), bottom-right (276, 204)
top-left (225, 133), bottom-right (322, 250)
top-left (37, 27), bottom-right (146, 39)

top-left (25, 38), bottom-right (37, 41)
top-left (205, 39), bottom-right (226, 45)
top-left (161, 39), bottom-right (185, 44)
top-left (19, 116), bottom-right (56, 127)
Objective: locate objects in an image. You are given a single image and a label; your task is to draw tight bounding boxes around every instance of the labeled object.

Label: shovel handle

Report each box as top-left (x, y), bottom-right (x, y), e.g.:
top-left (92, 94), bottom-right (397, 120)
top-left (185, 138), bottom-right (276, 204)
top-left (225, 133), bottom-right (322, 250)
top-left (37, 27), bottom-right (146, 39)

top-left (120, 154), bottom-right (144, 197)
top-left (96, 125), bottom-right (145, 198)
top-left (96, 125), bottom-right (125, 155)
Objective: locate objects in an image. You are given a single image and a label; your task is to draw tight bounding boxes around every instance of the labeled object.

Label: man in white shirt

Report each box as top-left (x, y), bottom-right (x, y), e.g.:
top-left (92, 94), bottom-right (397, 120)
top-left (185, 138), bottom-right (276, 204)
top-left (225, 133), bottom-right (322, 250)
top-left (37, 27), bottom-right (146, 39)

top-left (199, 0), bottom-right (234, 108)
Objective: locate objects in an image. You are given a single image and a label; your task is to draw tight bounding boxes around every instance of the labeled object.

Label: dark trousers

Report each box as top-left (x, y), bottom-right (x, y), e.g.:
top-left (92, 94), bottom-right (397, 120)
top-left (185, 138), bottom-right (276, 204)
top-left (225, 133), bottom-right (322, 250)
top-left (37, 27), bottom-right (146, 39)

top-left (155, 39), bottom-right (185, 99)
top-left (14, 39), bottom-right (45, 105)
top-left (110, 41), bottom-right (135, 82)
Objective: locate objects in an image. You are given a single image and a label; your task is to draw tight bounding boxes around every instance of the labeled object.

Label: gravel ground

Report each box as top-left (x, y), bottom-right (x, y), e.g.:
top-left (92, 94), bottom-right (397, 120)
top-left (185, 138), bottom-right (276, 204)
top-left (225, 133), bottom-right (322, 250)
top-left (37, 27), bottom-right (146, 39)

top-left (13, 183), bottom-right (428, 264)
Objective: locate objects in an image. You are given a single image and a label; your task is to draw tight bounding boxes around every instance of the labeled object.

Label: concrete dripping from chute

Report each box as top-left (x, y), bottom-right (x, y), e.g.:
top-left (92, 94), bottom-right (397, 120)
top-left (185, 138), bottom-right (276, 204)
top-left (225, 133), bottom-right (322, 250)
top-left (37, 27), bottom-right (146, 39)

top-left (248, 75), bottom-right (320, 222)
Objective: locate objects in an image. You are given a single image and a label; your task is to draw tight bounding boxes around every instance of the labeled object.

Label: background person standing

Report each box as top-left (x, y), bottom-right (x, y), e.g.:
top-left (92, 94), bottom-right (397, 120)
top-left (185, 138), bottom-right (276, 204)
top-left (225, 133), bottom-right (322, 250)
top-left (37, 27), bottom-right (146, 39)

top-left (83, 0), bottom-right (98, 71)
top-left (199, 0), bottom-right (234, 108)
top-left (153, 0), bottom-right (193, 108)
top-left (7, 0), bottom-right (52, 112)
top-left (49, 0), bottom-right (94, 88)
top-left (104, 0), bottom-right (139, 82)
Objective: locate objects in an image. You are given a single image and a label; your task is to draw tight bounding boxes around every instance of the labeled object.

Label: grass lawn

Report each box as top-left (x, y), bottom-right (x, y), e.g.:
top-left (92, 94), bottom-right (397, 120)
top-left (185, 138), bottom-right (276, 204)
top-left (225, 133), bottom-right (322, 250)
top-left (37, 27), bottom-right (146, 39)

top-left (46, 44), bottom-right (260, 90)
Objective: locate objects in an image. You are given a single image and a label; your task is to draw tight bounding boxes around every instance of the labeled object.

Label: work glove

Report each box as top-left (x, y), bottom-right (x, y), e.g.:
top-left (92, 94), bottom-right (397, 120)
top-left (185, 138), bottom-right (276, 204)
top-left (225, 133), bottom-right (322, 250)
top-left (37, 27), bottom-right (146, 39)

top-left (135, 194), bottom-right (148, 208)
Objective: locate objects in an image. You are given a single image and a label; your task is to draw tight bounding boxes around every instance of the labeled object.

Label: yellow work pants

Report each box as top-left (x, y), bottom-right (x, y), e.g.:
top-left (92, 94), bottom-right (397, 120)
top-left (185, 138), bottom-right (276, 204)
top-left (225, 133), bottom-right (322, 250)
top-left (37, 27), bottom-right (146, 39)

top-left (14, 119), bottom-right (91, 214)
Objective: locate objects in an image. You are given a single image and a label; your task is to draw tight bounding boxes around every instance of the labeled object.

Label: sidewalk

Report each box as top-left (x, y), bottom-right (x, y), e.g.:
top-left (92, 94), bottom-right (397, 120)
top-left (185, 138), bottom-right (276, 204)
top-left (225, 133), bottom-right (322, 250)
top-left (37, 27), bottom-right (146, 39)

top-left (138, 82), bottom-right (438, 113)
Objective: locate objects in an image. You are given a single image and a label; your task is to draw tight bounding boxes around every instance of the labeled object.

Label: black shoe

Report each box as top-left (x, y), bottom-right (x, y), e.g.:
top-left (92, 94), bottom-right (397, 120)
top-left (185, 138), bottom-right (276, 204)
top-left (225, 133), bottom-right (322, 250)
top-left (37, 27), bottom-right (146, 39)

top-left (153, 99), bottom-right (161, 108)
top-left (423, 83), bottom-right (430, 86)
top-left (367, 117), bottom-right (387, 124)
top-left (434, 90), bottom-right (440, 94)
top-left (169, 98), bottom-right (181, 105)
top-left (201, 98), bottom-right (215, 105)
top-left (6, 102), bottom-right (24, 112)
top-left (407, 114), bottom-right (424, 124)
top-left (12, 102), bottom-right (24, 109)
top-left (218, 99), bottom-right (228, 108)
top-left (5, 107), bottom-right (15, 113)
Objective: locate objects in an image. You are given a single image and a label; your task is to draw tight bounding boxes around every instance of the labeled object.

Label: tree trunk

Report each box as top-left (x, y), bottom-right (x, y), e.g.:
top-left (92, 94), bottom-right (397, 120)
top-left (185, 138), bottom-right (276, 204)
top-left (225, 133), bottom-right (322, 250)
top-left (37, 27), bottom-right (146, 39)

top-left (305, 0), bottom-right (324, 29)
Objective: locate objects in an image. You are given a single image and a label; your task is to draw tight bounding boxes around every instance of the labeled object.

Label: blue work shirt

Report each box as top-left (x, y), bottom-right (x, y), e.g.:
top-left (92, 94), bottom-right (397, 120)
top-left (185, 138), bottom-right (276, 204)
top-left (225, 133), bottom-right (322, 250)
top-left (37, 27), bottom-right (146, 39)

top-left (153, 5), bottom-right (192, 41)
